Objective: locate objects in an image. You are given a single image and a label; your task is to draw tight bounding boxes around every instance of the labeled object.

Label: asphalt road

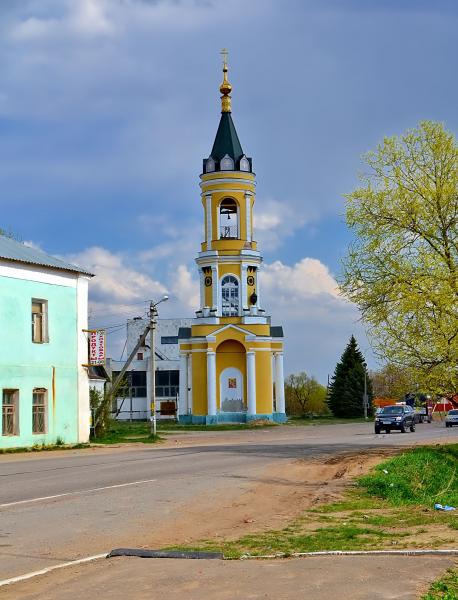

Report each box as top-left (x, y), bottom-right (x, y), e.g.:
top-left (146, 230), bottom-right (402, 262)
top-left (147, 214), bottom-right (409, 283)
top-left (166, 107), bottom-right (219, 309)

top-left (0, 421), bottom-right (456, 595)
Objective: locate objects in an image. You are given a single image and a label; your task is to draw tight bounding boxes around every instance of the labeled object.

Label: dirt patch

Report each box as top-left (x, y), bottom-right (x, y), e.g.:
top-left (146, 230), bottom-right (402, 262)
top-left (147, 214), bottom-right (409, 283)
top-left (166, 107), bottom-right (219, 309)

top-left (144, 449), bottom-right (397, 547)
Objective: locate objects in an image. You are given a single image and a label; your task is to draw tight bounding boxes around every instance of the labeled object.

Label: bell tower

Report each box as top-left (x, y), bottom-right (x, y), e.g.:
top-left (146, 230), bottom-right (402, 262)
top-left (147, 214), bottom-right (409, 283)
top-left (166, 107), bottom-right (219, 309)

top-left (178, 52), bottom-right (285, 425)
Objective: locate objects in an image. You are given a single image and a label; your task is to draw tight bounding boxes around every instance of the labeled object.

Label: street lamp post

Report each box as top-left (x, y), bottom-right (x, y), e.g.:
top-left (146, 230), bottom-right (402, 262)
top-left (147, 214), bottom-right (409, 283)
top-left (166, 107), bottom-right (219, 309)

top-left (149, 295), bottom-right (169, 436)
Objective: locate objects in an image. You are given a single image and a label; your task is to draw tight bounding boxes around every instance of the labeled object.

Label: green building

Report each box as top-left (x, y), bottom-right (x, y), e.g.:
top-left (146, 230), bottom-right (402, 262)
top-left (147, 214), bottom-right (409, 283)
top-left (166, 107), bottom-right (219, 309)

top-left (0, 235), bottom-right (93, 448)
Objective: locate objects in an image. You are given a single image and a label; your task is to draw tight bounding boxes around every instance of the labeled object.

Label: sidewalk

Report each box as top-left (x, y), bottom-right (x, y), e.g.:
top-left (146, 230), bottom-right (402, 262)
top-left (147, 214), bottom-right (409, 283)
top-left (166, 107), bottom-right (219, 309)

top-left (1, 555), bottom-right (455, 600)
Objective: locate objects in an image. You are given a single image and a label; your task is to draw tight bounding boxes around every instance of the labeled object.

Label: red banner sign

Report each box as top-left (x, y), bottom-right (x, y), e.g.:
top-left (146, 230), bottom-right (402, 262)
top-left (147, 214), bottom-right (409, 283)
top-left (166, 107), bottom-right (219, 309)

top-left (89, 330), bottom-right (106, 365)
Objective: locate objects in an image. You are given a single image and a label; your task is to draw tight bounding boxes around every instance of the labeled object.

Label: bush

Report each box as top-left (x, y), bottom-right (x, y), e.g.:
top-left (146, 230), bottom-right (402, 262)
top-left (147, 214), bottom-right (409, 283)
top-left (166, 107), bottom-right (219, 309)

top-left (90, 388), bottom-right (112, 438)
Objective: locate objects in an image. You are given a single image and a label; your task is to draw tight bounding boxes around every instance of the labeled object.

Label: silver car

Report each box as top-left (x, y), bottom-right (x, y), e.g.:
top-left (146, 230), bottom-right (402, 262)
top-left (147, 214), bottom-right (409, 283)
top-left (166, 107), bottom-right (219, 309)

top-left (445, 409), bottom-right (458, 428)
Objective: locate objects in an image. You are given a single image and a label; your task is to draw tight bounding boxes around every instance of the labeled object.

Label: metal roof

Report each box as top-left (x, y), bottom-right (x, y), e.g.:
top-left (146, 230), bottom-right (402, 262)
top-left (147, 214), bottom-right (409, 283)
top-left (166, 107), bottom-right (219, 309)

top-left (211, 112), bottom-right (244, 161)
top-left (0, 235), bottom-right (93, 276)
top-left (178, 327), bottom-right (192, 340)
top-left (270, 326), bottom-right (284, 338)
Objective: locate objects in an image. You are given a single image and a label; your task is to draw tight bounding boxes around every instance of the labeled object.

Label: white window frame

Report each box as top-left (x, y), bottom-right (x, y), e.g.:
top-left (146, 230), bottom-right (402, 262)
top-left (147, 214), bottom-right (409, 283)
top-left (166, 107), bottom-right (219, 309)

top-left (240, 156), bottom-right (250, 171)
top-left (206, 157), bottom-right (215, 173)
top-left (2, 389), bottom-right (19, 436)
top-left (221, 274), bottom-right (240, 317)
top-left (32, 299), bottom-right (49, 343)
top-left (220, 154), bottom-right (234, 171)
top-left (32, 388), bottom-right (47, 434)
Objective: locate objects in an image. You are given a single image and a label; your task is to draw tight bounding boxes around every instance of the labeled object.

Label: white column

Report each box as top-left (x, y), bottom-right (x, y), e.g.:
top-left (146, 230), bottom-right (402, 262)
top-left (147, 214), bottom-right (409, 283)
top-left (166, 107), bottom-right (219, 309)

top-left (246, 351), bottom-right (257, 416)
top-left (275, 353), bottom-right (285, 413)
top-left (211, 265), bottom-right (218, 311)
top-left (207, 351), bottom-right (217, 416)
top-left (76, 276), bottom-right (90, 443)
top-left (241, 264), bottom-right (248, 311)
top-left (187, 354), bottom-right (193, 414)
top-left (179, 354), bottom-right (188, 415)
top-left (206, 194), bottom-right (212, 245)
top-left (245, 193), bottom-right (252, 242)
top-left (199, 269), bottom-right (205, 311)
top-left (255, 266), bottom-right (261, 308)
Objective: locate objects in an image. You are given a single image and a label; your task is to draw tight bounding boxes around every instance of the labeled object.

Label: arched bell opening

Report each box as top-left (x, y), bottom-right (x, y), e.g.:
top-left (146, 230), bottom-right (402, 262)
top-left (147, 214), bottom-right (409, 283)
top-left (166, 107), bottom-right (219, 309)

top-left (219, 198), bottom-right (238, 239)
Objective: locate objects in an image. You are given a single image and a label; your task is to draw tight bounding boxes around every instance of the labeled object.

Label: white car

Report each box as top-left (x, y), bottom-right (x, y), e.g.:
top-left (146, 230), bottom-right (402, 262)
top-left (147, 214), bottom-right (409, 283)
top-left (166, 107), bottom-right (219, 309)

top-left (445, 409), bottom-right (458, 428)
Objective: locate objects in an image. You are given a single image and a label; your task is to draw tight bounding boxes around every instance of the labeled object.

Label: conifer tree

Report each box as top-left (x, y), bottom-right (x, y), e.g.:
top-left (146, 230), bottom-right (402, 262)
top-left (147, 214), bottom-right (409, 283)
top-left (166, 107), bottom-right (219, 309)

top-left (327, 336), bottom-right (373, 417)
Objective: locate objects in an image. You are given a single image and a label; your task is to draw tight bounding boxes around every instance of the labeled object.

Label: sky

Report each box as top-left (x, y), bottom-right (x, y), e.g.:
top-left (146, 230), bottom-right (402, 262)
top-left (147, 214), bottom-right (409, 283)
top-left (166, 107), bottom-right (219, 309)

top-left (1, 0), bottom-right (457, 384)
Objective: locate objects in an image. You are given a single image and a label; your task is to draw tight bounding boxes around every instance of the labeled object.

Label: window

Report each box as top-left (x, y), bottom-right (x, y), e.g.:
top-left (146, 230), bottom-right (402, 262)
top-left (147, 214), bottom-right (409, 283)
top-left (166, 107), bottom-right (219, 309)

top-left (220, 154), bottom-right (234, 170)
top-left (239, 156), bottom-right (250, 171)
top-left (221, 275), bottom-right (239, 316)
top-left (2, 390), bottom-right (19, 436)
top-left (32, 299), bottom-right (48, 343)
top-left (206, 157), bottom-right (215, 173)
top-left (137, 352), bottom-right (144, 360)
top-left (219, 199), bottom-right (238, 239)
top-left (128, 371), bottom-right (147, 397)
top-left (32, 389), bottom-right (47, 434)
top-left (156, 370), bottom-right (179, 398)
top-left (161, 336), bottom-right (178, 345)
top-left (111, 371), bottom-right (147, 398)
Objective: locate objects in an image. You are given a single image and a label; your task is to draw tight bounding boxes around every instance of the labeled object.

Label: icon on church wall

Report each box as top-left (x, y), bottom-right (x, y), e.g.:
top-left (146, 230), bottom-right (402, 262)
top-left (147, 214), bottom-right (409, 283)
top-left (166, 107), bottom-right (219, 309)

top-left (228, 378), bottom-right (237, 389)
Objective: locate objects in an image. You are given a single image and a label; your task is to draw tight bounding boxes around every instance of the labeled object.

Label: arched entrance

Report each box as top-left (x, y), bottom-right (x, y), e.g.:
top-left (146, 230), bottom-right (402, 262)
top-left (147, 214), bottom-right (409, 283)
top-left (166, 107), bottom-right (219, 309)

top-left (216, 339), bottom-right (246, 413)
top-left (220, 367), bottom-right (243, 412)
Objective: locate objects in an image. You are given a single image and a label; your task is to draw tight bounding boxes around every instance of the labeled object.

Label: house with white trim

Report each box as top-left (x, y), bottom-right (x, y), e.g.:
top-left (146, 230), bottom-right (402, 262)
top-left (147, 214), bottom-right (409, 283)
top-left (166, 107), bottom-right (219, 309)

top-left (0, 235), bottom-right (93, 448)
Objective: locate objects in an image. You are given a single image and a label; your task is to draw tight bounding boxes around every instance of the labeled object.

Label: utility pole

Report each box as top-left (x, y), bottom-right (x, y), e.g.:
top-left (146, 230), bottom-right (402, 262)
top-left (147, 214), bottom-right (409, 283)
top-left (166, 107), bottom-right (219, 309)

top-left (149, 301), bottom-right (157, 436)
top-left (106, 295), bottom-right (168, 433)
top-left (363, 367), bottom-right (368, 420)
top-left (149, 295), bottom-right (169, 436)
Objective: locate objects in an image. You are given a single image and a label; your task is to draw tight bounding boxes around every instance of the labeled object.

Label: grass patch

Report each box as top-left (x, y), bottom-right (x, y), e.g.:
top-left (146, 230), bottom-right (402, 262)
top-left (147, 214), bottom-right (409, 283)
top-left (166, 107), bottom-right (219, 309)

top-left (359, 445), bottom-right (458, 506)
top-left (0, 442), bottom-right (90, 454)
top-left (91, 421), bottom-right (161, 444)
top-left (423, 568), bottom-right (458, 600)
top-left (164, 444), bottom-right (458, 558)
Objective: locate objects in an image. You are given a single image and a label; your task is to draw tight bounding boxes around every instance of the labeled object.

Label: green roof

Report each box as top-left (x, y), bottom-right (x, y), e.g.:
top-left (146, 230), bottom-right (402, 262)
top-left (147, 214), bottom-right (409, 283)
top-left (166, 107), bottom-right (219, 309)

top-left (210, 112), bottom-right (244, 161)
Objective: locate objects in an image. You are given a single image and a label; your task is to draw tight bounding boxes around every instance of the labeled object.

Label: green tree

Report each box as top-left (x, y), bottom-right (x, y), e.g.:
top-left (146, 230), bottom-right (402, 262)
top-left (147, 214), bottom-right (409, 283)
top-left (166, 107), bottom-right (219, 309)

top-left (90, 387), bottom-right (112, 438)
top-left (369, 363), bottom-right (416, 400)
top-left (285, 372), bottom-right (328, 416)
top-left (327, 336), bottom-right (373, 417)
top-left (341, 122), bottom-right (458, 394)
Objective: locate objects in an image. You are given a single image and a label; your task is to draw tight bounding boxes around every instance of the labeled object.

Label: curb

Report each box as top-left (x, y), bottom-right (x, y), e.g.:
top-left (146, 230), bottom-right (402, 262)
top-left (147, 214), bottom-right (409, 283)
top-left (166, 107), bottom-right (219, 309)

top-left (108, 548), bottom-right (223, 560)
top-left (237, 549), bottom-right (458, 560)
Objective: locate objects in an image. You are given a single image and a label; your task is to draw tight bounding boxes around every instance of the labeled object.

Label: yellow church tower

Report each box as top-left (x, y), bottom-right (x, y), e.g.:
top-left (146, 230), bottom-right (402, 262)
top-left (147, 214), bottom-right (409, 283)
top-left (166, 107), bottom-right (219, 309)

top-left (178, 52), bottom-right (285, 424)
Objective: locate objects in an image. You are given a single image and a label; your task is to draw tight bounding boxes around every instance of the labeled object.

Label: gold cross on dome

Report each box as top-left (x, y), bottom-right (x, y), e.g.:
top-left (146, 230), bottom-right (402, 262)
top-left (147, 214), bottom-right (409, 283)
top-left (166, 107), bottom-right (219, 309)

top-left (220, 48), bottom-right (228, 67)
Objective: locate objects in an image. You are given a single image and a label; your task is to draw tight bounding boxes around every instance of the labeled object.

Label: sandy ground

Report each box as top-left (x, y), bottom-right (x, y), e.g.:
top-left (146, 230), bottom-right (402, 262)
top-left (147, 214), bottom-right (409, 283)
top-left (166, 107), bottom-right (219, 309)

top-left (147, 449), bottom-right (395, 548)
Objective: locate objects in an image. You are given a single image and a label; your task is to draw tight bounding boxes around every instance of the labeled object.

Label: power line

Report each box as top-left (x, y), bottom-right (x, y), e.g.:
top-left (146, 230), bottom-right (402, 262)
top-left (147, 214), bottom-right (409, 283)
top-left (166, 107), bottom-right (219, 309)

top-left (105, 325), bottom-right (126, 336)
top-left (88, 300), bottom-right (150, 316)
top-left (90, 322), bottom-right (126, 330)
top-left (119, 337), bottom-right (127, 361)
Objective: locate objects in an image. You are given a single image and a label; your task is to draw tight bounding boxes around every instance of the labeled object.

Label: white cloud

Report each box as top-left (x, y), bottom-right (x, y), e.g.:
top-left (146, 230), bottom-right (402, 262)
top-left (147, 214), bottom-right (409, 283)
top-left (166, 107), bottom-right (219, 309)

top-left (262, 258), bottom-right (340, 302)
top-left (10, 0), bottom-right (114, 41)
top-left (261, 257), bottom-right (369, 382)
top-left (169, 264), bottom-right (199, 312)
top-left (65, 246), bottom-right (167, 304)
top-left (253, 198), bottom-right (307, 249)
